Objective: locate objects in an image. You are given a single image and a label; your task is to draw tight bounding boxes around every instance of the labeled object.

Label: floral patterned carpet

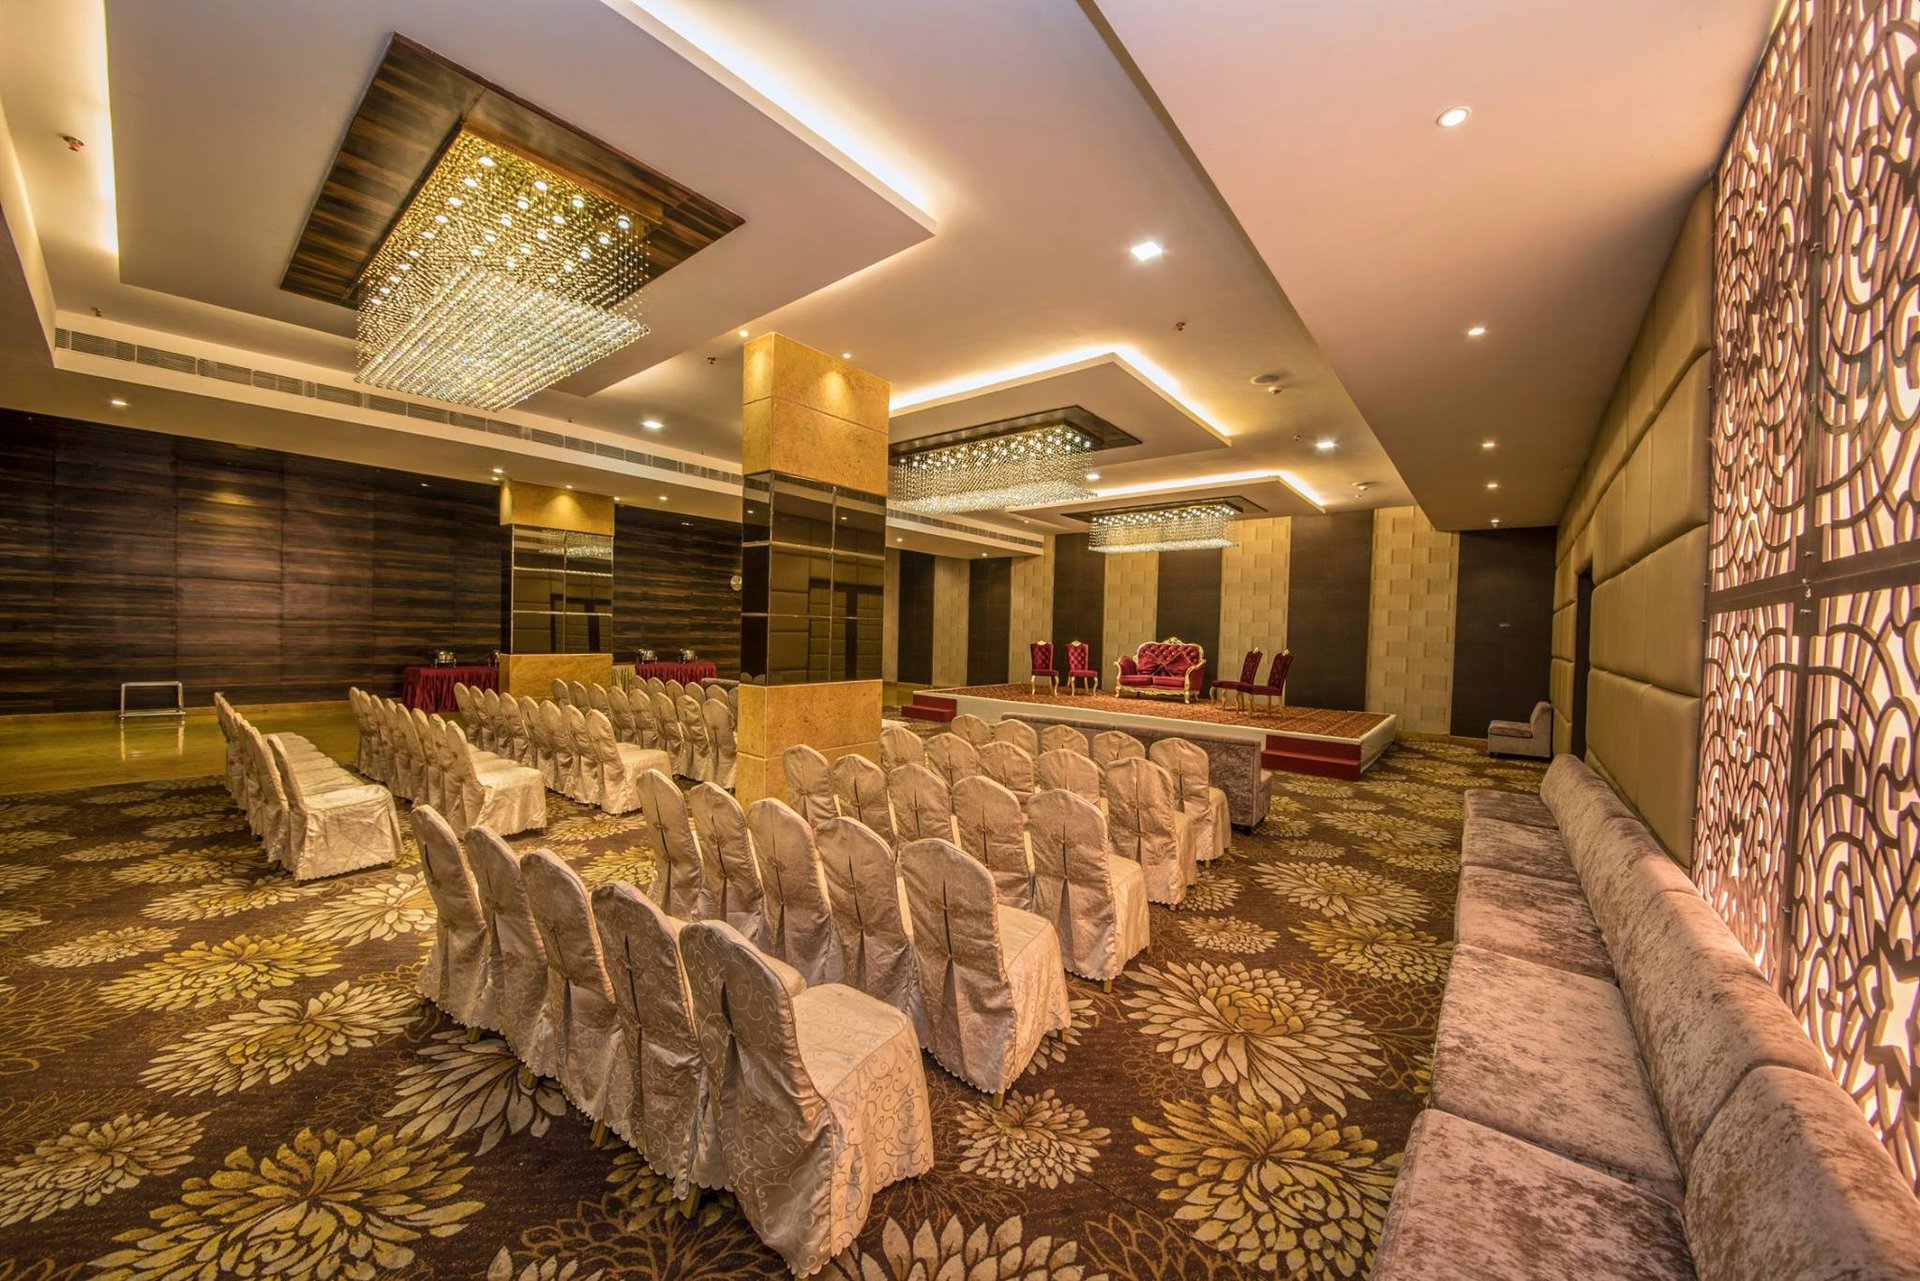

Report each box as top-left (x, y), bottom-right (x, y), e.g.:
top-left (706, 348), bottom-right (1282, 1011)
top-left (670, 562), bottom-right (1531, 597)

top-left (0, 738), bottom-right (1544, 1280)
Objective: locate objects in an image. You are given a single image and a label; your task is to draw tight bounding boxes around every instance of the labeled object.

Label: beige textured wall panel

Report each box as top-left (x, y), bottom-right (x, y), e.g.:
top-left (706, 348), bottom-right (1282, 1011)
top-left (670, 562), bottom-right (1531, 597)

top-left (1218, 516), bottom-right (1292, 680)
top-left (1632, 683), bottom-right (1701, 866)
top-left (883, 548), bottom-right (900, 683)
top-left (1622, 439), bottom-right (1655, 568)
top-left (1008, 541), bottom-right (1055, 680)
top-left (1550, 657), bottom-right (1575, 754)
top-left (1552, 602), bottom-right (1577, 662)
top-left (499, 481), bottom-right (615, 535)
top-left (1634, 528), bottom-right (1709, 697)
top-left (741, 334), bottom-right (890, 494)
top-left (932, 557), bottom-right (970, 687)
top-left (1649, 358), bottom-right (1712, 548)
top-left (1102, 551), bottom-right (1159, 681)
top-left (1366, 506), bottom-right (1457, 734)
top-left (735, 679), bottom-right (882, 806)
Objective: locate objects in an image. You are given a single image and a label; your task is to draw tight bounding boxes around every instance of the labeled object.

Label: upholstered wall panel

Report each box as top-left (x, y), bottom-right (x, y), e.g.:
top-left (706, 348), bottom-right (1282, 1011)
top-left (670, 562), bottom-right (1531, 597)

top-left (895, 550), bottom-right (934, 684)
top-left (967, 556), bottom-right (1011, 686)
top-left (1366, 506), bottom-right (1457, 733)
top-left (932, 556), bottom-right (971, 686)
top-left (1007, 542), bottom-right (1054, 680)
top-left (1217, 515), bottom-right (1290, 684)
top-left (1288, 511), bottom-right (1374, 710)
top-left (1101, 549), bottom-right (1159, 685)
top-left (1052, 532), bottom-right (1107, 680)
top-left (1154, 547), bottom-right (1223, 694)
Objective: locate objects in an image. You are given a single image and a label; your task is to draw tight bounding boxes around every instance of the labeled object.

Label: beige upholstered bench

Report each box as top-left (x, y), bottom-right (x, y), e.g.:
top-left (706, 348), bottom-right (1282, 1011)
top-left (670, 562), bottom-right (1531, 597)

top-left (1375, 756), bottom-right (1920, 1280)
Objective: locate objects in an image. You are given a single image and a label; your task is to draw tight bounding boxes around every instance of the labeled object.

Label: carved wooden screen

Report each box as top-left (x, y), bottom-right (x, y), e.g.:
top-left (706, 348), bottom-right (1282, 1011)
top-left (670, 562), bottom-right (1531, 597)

top-left (1700, 0), bottom-right (1920, 1186)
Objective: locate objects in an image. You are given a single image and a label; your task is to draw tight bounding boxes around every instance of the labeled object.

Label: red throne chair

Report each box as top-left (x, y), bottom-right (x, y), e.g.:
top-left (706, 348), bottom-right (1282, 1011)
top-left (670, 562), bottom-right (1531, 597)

top-left (1213, 648), bottom-right (1266, 709)
top-left (1064, 640), bottom-right (1099, 694)
top-left (1115, 637), bottom-right (1206, 704)
top-left (1241, 650), bottom-right (1293, 710)
top-left (1028, 641), bottom-right (1058, 693)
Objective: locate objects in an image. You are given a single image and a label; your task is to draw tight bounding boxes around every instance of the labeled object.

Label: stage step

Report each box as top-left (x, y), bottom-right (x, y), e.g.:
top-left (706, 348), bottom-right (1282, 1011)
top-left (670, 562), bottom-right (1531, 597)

top-left (900, 692), bottom-right (957, 724)
top-left (1263, 731), bottom-right (1365, 782)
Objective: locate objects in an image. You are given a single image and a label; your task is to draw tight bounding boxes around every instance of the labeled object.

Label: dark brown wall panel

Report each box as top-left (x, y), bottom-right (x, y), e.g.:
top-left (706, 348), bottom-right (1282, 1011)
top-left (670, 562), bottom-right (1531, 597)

top-left (0, 419), bottom-right (57, 713)
top-left (1286, 511), bottom-right (1373, 710)
top-left (896, 551), bottom-right (935, 684)
top-left (967, 557), bottom-right (1011, 685)
top-left (1154, 547), bottom-right (1223, 695)
top-left (1051, 532), bottom-right (1106, 678)
top-left (613, 505), bottom-right (742, 675)
top-left (1451, 527), bottom-right (1557, 736)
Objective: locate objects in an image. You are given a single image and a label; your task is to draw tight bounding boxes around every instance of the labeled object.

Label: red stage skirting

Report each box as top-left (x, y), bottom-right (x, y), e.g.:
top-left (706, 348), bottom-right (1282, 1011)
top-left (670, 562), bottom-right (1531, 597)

top-left (402, 665), bottom-right (497, 713)
top-left (632, 660), bottom-right (718, 683)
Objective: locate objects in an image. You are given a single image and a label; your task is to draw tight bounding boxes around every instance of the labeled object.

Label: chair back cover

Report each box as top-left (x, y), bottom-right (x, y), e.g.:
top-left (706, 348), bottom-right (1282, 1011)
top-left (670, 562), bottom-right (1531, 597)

top-left (745, 797), bottom-right (844, 986)
top-left (977, 740), bottom-right (1037, 795)
top-left (1029, 640), bottom-right (1055, 677)
top-left (563, 703), bottom-right (599, 803)
top-left (831, 752), bottom-right (894, 843)
top-left (541, 701), bottom-right (577, 795)
top-left (651, 691), bottom-right (687, 774)
top-left (899, 837), bottom-right (1019, 1090)
top-left (411, 707), bottom-right (445, 808)
top-left (1150, 736), bottom-right (1216, 858)
top-left (702, 697), bottom-right (737, 789)
top-left (679, 692), bottom-right (713, 782)
top-left (637, 768), bottom-right (704, 918)
top-left (1025, 789), bottom-right (1130, 981)
top-left (948, 713), bottom-right (993, 747)
top-left (588, 682), bottom-right (615, 725)
top-left (782, 743), bottom-right (840, 827)
top-left (925, 732), bottom-right (980, 789)
top-left (591, 882), bottom-right (706, 1193)
top-left (665, 678), bottom-right (685, 703)
top-left (629, 687), bottom-right (660, 750)
top-left (551, 678), bottom-right (570, 704)
top-left (1104, 756), bottom-right (1189, 905)
top-left (605, 685), bottom-right (637, 742)
top-left (1037, 747), bottom-right (1104, 806)
top-left (1091, 729), bottom-right (1146, 768)
top-left (992, 719), bottom-right (1040, 755)
top-left (520, 849), bottom-right (630, 1128)
top-left (887, 763), bottom-right (954, 844)
top-left (880, 724), bottom-right (924, 770)
top-left (1040, 724), bottom-right (1086, 756)
top-left (814, 817), bottom-right (920, 1023)
top-left (686, 782), bottom-right (766, 942)
top-left (463, 827), bottom-right (555, 1074)
top-left (584, 709), bottom-right (642, 813)
top-left (452, 681), bottom-right (473, 724)
top-left (410, 804), bottom-right (494, 1028)
top-left (953, 774), bottom-right (1034, 908)
top-left (568, 680), bottom-right (591, 710)
top-left (647, 677), bottom-right (666, 696)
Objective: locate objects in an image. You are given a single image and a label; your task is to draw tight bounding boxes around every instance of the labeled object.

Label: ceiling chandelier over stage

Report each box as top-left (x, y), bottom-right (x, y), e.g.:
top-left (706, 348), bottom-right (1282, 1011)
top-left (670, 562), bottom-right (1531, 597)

top-left (890, 423), bottom-right (1096, 513)
top-left (355, 130), bottom-right (651, 411)
top-left (1089, 501), bottom-right (1240, 553)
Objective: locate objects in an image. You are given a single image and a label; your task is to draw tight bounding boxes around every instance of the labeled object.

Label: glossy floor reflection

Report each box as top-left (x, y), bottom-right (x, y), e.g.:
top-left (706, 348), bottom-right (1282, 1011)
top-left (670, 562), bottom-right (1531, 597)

top-left (0, 702), bottom-right (360, 796)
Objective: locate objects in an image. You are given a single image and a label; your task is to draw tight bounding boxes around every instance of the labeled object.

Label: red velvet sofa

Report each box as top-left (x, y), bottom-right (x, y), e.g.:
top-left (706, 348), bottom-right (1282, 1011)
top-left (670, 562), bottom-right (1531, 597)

top-left (1114, 638), bottom-right (1205, 703)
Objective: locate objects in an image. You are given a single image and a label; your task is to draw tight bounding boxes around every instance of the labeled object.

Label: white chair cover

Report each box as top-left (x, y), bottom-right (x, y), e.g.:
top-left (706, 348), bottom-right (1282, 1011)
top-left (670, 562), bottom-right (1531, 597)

top-left (637, 768), bottom-right (704, 919)
top-left (703, 697), bottom-right (738, 790)
top-left (541, 702), bottom-right (580, 800)
top-left (831, 753), bottom-right (894, 844)
top-left (568, 679), bottom-right (591, 710)
top-left (606, 685), bottom-right (639, 744)
top-left (1040, 724), bottom-right (1087, 756)
top-left (520, 696), bottom-right (557, 790)
top-left (815, 817), bottom-right (921, 1026)
top-left (1092, 729), bottom-right (1146, 769)
top-left (630, 687), bottom-right (661, 751)
top-left (464, 828), bottom-right (554, 1073)
top-left (521, 850), bottom-right (632, 1129)
top-left (551, 677), bottom-right (570, 704)
top-left (411, 708), bottom-right (446, 812)
top-left (587, 682), bottom-right (615, 731)
top-left (267, 737), bottom-right (402, 882)
top-left (481, 688), bottom-right (506, 755)
top-left (949, 712), bottom-right (993, 747)
top-left (592, 882), bottom-right (709, 1194)
top-left (953, 775), bottom-right (1034, 908)
top-left (782, 744), bottom-right (840, 827)
top-left (563, 704), bottom-right (600, 806)
top-left (1151, 736), bottom-right (1226, 863)
top-left (1103, 756), bottom-right (1194, 906)
top-left (992, 719), bottom-right (1039, 756)
top-left (444, 720), bottom-right (547, 836)
top-left (925, 733), bottom-right (980, 790)
top-left (348, 688), bottom-right (385, 781)
top-left (746, 798), bottom-right (845, 987)
top-left (880, 724), bottom-right (924, 771)
top-left (411, 805), bottom-right (496, 1029)
top-left (664, 678), bottom-right (686, 704)
top-left (686, 783), bottom-right (767, 944)
top-left (679, 693), bottom-right (714, 784)
top-left (647, 677), bottom-right (666, 697)
top-left (898, 838), bottom-right (1071, 1094)
top-left (977, 740), bottom-right (1037, 796)
top-left (653, 691), bottom-right (690, 777)
top-left (586, 709), bottom-right (670, 815)
top-left (1025, 789), bottom-right (1149, 982)
top-left (452, 681), bottom-right (474, 732)
top-left (1037, 747), bottom-right (1104, 809)
top-left (887, 763), bottom-right (956, 845)
top-left (679, 920), bottom-right (933, 1276)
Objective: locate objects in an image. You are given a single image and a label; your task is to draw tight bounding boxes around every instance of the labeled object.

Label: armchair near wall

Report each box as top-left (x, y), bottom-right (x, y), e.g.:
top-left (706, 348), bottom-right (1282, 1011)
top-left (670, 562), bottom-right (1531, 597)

top-left (1487, 701), bottom-right (1551, 759)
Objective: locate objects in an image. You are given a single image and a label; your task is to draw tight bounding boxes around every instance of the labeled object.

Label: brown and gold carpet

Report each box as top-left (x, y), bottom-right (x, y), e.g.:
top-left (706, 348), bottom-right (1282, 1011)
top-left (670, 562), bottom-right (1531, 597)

top-left (928, 686), bottom-right (1394, 740)
top-left (0, 739), bottom-right (1544, 1280)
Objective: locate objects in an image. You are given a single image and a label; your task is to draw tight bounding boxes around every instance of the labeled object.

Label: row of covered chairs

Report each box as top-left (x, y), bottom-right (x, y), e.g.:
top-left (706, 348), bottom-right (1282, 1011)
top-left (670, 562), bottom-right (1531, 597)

top-left (451, 687), bottom-right (668, 815)
top-left (351, 688), bottom-right (545, 834)
top-left (521, 679), bottom-right (736, 788)
top-left (220, 692), bottom-right (402, 879)
top-left (410, 805), bottom-right (931, 1276)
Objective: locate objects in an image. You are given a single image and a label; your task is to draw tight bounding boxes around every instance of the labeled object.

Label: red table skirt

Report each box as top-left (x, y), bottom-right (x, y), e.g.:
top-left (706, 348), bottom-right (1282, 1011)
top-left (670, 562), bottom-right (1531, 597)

top-left (631, 660), bottom-right (719, 684)
top-left (403, 665), bottom-right (498, 713)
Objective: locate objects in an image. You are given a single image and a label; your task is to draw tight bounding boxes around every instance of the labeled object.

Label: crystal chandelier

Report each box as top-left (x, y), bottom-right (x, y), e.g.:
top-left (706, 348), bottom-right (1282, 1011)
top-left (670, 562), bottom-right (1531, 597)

top-left (355, 130), bottom-right (650, 411)
top-left (1089, 502), bottom-right (1240, 553)
top-left (890, 423), bottom-right (1095, 513)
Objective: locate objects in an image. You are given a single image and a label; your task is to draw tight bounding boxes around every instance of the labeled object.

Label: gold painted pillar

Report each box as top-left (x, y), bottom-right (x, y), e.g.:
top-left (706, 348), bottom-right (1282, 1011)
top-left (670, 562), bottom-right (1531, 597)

top-left (496, 479), bottom-right (617, 695)
top-left (735, 334), bottom-right (889, 804)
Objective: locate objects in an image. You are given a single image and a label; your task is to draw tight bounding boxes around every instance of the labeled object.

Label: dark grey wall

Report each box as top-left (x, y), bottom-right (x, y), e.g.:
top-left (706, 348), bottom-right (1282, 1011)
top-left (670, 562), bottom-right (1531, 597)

top-left (896, 551), bottom-right (935, 684)
top-left (1154, 547), bottom-right (1223, 695)
top-left (967, 557), bottom-right (1011, 685)
top-left (1286, 511), bottom-right (1374, 709)
top-left (1051, 532), bottom-right (1107, 677)
top-left (1451, 527), bottom-right (1557, 736)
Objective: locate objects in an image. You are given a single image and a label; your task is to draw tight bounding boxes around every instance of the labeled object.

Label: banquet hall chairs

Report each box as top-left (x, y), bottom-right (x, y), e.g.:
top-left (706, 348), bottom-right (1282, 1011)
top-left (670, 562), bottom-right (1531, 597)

top-left (216, 692), bottom-right (252, 805)
top-left (992, 718), bottom-right (1039, 756)
top-left (464, 827), bottom-right (554, 1078)
top-left (347, 689), bottom-right (389, 783)
top-left (452, 683), bottom-right (478, 744)
top-left (703, 696), bottom-right (738, 790)
top-left (880, 724), bottom-right (924, 770)
top-left (569, 679), bottom-right (591, 710)
top-left (888, 762), bottom-right (957, 844)
top-left (483, 688), bottom-right (509, 754)
top-left (1040, 723), bottom-right (1086, 756)
top-left (637, 768), bottom-right (705, 919)
top-left (605, 684), bottom-right (638, 744)
top-left (745, 797), bottom-right (845, 986)
top-left (584, 708), bottom-right (669, 815)
top-left (1225, 649), bottom-right (1293, 711)
top-left (1028, 640), bottom-right (1057, 693)
top-left (385, 699), bottom-right (424, 802)
top-left (953, 775), bottom-right (1034, 908)
top-left (521, 696), bottom-right (559, 791)
top-left (898, 837), bottom-right (1070, 1101)
top-left (521, 849), bottom-right (631, 1143)
top-left (441, 719), bottom-right (546, 835)
top-left (783, 744), bottom-right (840, 827)
top-left (646, 676), bottom-right (666, 698)
top-left (591, 881), bottom-right (708, 1196)
top-left (678, 920), bottom-right (933, 1277)
top-left (410, 708), bottom-right (448, 812)
top-left (1064, 640), bottom-right (1099, 694)
top-left (1150, 736), bottom-right (1230, 861)
top-left (1037, 747), bottom-right (1105, 811)
top-left (831, 753), bottom-right (894, 844)
top-left (665, 678), bottom-right (686, 704)
top-left (497, 695), bottom-right (533, 769)
top-left (229, 708), bottom-right (338, 851)
top-left (551, 678), bottom-right (571, 704)
top-left (724, 684), bottom-right (739, 717)
top-left (679, 693), bottom-right (714, 784)
top-left (1212, 648), bottom-right (1266, 710)
top-left (1104, 756), bottom-right (1195, 906)
top-left (949, 712), bottom-right (993, 747)
top-left (815, 816), bottom-right (921, 1025)
top-left (411, 806), bottom-right (496, 1031)
top-left (266, 735), bottom-right (404, 881)
top-left (1023, 789), bottom-right (1148, 987)
top-left (977, 739), bottom-right (1037, 796)
top-left (925, 732), bottom-right (980, 789)
top-left (1091, 729), bottom-right (1146, 769)
top-left (653, 690), bottom-right (691, 778)
top-left (629, 686), bottom-right (661, 751)
top-left (562, 704), bottom-right (601, 806)
top-left (587, 682), bottom-right (616, 730)
top-left (686, 783), bottom-right (767, 943)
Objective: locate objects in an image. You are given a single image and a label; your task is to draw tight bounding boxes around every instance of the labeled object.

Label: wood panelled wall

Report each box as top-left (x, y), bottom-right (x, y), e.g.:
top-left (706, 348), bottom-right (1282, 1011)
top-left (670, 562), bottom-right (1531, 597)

top-left (1451, 527), bottom-right (1556, 736)
top-left (967, 557), bottom-right (1011, 685)
top-left (896, 552), bottom-right (935, 683)
top-left (1154, 547), bottom-right (1223, 695)
top-left (1287, 511), bottom-right (1374, 710)
top-left (0, 411), bottom-right (504, 713)
top-left (612, 505), bottom-right (742, 676)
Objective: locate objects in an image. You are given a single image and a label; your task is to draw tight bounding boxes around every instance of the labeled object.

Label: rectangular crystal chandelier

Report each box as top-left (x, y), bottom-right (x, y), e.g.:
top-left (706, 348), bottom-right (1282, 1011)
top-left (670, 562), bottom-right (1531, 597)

top-left (1089, 501), bottom-right (1240, 553)
top-left (355, 130), bottom-right (650, 411)
top-left (890, 423), bottom-right (1096, 513)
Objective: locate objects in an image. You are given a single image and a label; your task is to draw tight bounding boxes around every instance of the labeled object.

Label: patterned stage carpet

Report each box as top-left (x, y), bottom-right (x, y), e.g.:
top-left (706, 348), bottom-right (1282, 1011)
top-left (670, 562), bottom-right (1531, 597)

top-left (0, 740), bottom-right (1544, 1279)
top-left (932, 686), bottom-right (1393, 740)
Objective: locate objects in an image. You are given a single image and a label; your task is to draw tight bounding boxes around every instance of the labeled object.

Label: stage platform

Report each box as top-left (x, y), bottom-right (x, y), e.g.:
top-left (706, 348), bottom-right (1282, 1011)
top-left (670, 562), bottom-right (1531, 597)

top-left (902, 684), bottom-right (1398, 780)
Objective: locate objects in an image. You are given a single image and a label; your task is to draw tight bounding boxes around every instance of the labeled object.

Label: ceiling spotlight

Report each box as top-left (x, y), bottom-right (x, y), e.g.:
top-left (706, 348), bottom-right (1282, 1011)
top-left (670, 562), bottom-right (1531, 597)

top-left (1491, 517), bottom-right (1502, 526)
top-left (108, 398), bottom-right (127, 408)
top-left (1130, 240), bottom-right (1164, 262)
top-left (564, 484), bottom-right (573, 490)
top-left (1315, 438), bottom-right (1337, 452)
top-left (1466, 325), bottom-right (1487, 338)
top-left (737, 329), bottom-right (750, 339)
top-left (1437, 106), bottom-right (1472, 129)
top-left (1085, 471), bottom-right (1101, 482)
top-left (641, 419), bottom-right (663, 430)
top-left (659, 494), bottom-right (669, 501)
top-left (1481, 440), bottom-right (1496, 450)
top-left (1485, 481), bottom-right (1499, 490)
top-left (490, 467), bottom-right (503, 474)
top-left (420, 482), bottom-right (430, 489)
top-left (896, 536), bottom-right (903, 543)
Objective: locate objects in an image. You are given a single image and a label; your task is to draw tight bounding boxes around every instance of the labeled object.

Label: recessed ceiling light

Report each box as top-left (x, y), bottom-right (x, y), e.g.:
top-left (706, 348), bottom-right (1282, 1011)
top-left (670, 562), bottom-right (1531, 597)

top-left (108, 398), bottom-right (127, 408)
top-left (1491, 517), bottom-right (1502, 526)
top-left (1085, 471), bottom-right (1101, 482)
top-left (1315, 438), bottom-right (1337, 452)
top-left (490, 467), bottom-right (503, 474)
top-left (641, 419), bottom-right (663, 430)
top-left (1437, 106), bottom-right (1472, 129)
top-left (659, 494), bottom-right (669, 501)
top-left (1466, 325), bottom-right (1487, 338)
top-left (1485, 481), bottom-right (1499, 490)
top-left (896, 536), bottom-right (903, 543)
top-left (1130, 240), bottom-right (1164, 262)
top-left (1480, 440), bottom-right (1496, 450)
top-left (737, 329), bottom-right (750, 339)
top-left (842, 352), bottom-right (853, 360)
top-left (564, 484), bottom-right (573, 490)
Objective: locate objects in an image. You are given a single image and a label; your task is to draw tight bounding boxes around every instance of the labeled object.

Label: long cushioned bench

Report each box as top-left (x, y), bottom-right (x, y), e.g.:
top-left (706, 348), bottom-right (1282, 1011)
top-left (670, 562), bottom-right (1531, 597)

top-left (1000, 713), bottom-right (1274, 830)
top-left (1375, 755), bottom-right (1920, 1280)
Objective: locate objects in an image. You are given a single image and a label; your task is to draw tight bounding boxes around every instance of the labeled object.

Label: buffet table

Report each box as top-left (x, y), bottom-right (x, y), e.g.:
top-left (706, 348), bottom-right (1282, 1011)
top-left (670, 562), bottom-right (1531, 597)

top-left (402, 665), bottom-right (497, 713)
top-left (632, 660), bottom-right (719, 683)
